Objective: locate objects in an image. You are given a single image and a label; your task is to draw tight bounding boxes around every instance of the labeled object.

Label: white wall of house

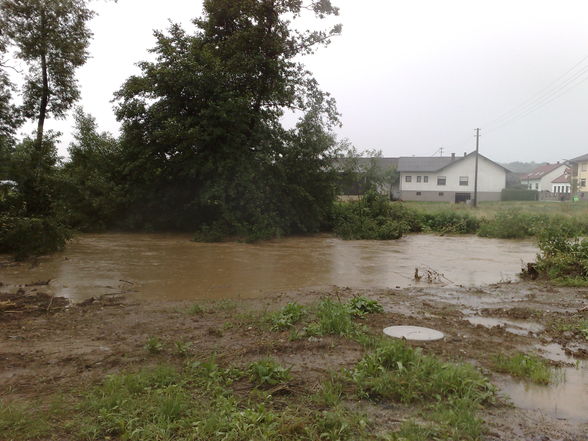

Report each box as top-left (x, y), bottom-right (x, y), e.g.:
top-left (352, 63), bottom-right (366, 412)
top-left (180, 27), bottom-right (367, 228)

top-left (523, 164), bottom-right (568, 191)
top-left (524, 179), bottom-right (541, 191)
top-left (551, 183), bottom-right (571, 194)
top-left (400, 155), bottom-right (506, 194)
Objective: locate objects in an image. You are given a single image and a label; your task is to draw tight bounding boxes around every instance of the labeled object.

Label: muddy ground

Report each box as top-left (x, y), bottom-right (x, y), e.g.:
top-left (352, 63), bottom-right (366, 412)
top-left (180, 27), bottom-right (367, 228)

top-left (1, 280), bottom-right (588, 441)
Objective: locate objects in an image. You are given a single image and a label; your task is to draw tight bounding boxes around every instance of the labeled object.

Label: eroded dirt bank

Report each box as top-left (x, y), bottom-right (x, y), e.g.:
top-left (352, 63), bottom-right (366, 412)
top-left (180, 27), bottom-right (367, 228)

top-left (1, 281), bottom-right (588, 440)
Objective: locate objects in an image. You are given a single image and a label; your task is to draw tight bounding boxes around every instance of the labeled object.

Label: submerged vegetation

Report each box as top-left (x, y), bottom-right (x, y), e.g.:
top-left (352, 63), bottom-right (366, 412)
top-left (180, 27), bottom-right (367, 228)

top-left (521, 223), bottom-right (588, 285)
top-left (332, 192), bottom-right (588, 242)
top-left (491, 353), bottom-right (554, 384)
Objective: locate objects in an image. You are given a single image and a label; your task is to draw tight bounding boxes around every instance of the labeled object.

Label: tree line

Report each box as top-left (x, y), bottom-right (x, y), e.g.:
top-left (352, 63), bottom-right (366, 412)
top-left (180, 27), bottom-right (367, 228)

top-left (0, 0), bottom-right (394, 258)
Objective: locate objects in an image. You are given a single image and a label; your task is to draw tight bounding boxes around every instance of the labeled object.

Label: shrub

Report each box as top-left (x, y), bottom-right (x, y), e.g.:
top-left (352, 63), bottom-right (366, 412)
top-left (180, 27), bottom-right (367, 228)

top-left (478, 210), bottom-right (536, 239)
top-left (351, 339), bottom-right (495, 404)
top-left (0, 215), bottom-right (70, 260)
top-left (144, 337), bottom-right (164, 354)
top-left (310, 299), bottom-right (360, 337)
top-left (420, 210), bottom-right (479, 234)
top-left (248, 359), bottom-right (291, 386)
top-left (492, 353), bottom-right (553, 384)
top-left (270, 303), bottom-right (305, 331)
top-left (347, 296), bottom-right (384, 316)
top-left (527, 225), bottom-right (588, 283)
top-left (333, 191), bottom-right (421, 240)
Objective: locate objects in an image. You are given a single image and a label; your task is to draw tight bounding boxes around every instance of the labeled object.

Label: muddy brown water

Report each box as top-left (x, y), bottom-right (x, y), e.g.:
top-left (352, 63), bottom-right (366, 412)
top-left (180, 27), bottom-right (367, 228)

top-left (3, 232), bottom-right (588, 425)
top-left (502, 359), bottom-right (588, 423)
top-left (0, 233), bottom-right (537, 302)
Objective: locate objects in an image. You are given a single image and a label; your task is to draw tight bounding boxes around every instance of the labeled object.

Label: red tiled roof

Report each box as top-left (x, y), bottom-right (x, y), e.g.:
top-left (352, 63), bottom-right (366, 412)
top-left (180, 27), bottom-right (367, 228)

top-left (522, 163), bottom-right (564, 180)
top-left (552, 169), bottom-right (571, 184)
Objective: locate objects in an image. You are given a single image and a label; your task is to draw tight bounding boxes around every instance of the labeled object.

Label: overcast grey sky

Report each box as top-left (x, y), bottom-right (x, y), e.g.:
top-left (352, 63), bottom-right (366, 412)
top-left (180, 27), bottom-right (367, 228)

top-left (34, 0), bottom-right (588, 163)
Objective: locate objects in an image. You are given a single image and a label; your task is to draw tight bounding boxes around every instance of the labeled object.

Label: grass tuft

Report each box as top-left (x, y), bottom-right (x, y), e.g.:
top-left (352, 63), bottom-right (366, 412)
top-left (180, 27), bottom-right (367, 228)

top-left (269, 302), bottom-right (305, 331)
top-left (492, 353), bottom-right (554, 384)
top-left (248, 358), bottom-right (291, 387)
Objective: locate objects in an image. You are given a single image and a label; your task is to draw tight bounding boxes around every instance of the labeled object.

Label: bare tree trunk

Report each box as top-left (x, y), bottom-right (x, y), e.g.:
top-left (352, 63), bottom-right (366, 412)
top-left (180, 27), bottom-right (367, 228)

top-left (35, 12), bottom-right (48, 152)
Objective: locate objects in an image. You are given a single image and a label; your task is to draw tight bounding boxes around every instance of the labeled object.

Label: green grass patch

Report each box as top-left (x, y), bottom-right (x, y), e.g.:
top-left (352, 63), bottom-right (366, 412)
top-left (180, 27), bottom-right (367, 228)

top-left (348, 295), bottom-right (384, 316)
top-left (269, 302), bottom-right (305, 331)
top-left (186, 303), bottom-right (204, 315)
top-left (75, 361), bottom-right (370, 441)
top-left (492, 353), bottom-right (553, 384)
top-left (351, 338), bottom-right (494, 440)
top-left (248, 358), bottom-right (291, 387)
top-left (306, 298), bottom-right (364, 337)
top-left (548, 317), bottom-right (588, 340)
top-left (0, 400), bottom-right (52, 440)
top-left (144, 336), bottom-right (164, 354)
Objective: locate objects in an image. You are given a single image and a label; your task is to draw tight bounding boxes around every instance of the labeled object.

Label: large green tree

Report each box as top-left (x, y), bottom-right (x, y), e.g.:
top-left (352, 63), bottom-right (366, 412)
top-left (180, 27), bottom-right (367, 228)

top-left (58, 107), bottom-right (125, 230)
top-left (1, 0), bottom-right (94, 149)
top-left (115, 0), bottom-right (341, 236)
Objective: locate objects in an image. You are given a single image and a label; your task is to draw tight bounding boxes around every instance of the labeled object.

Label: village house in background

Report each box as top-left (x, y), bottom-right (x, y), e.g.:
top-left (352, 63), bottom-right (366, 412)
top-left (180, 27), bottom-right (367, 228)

top-left (396, 152), bottom-right (508, 203)
top-left (521, 163), bottom-right (571, 199)
top-left (570, 153), bottom-right (588, 199)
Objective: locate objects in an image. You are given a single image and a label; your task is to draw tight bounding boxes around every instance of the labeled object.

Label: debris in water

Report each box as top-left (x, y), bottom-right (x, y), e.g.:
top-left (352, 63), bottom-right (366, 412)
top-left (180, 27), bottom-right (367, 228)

top-left (413, 266), bottom-right (452, 284)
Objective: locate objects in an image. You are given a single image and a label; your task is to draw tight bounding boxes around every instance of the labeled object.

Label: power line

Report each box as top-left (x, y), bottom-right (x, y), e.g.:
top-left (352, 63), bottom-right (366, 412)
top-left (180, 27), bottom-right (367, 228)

top-left (482, 53), bottom-right (588, 130)
top-left (485, 67), bottom-right (588, 132)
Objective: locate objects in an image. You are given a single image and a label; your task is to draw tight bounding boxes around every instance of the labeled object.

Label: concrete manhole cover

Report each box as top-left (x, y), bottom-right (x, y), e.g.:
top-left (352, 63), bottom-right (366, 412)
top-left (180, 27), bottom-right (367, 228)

top-left (383, 325), bottom-right (444, 341)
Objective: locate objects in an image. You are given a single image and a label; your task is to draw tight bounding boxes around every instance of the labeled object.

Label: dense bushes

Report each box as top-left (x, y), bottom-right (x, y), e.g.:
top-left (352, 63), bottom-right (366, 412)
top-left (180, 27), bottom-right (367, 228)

top-left (333, 191), bottom-right (418, 240)
top-left (501, 189), bottom-right (538, 201)
top-left (0, 215), bottom-right (70, 260)
top-left (527, 226), bottom-right (588, 284)
top-left (420, 210), bottom-right (479, 234)
top-left (478, 210), bottom-right (587, 239)
top-left (334, 193), bottom-right (480, 240)
top-left (334, 198), bottom-right (588, 242)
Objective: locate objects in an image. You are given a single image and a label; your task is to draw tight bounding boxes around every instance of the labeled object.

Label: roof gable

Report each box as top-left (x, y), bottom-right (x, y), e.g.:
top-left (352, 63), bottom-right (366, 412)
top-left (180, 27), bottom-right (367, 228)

top-left (551, 168), bottom-right (571, 184)
top-left (397, 152), bottom-right (509, 173)
top-left (522, 163), bottom-right (564, 180)
top-left (570, 153), bottom-right (588, 163)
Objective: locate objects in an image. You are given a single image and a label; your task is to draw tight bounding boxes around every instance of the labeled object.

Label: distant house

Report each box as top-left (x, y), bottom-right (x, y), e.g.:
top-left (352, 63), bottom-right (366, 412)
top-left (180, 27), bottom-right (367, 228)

top-left (397, 152), bottom-right (508, 203)
top-left (570, 153), bottom-right (588, 198)
top-left (521, 163), bottom-right (569, 192)
top-left (550, 168), bottom-right (571, 195)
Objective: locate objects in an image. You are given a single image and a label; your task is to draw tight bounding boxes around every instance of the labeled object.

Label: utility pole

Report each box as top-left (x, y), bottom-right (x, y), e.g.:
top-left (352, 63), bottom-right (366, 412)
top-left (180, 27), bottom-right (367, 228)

top-left (473, 128), bottom-right (481, 208)
top-left (439, 147), bottom-right (444, 157)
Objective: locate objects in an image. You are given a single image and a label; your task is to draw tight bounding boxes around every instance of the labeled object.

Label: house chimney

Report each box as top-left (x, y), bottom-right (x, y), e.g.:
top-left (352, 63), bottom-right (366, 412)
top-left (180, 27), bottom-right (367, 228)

top-left (451, 153), bottom-right (455, 160)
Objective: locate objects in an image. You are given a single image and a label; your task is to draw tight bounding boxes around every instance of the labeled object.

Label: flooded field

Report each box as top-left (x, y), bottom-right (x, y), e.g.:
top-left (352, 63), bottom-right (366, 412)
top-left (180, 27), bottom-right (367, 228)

top-left (0, 233), bottom-right (537, 302)
top-left (2, 233), bottom-right (588, 438)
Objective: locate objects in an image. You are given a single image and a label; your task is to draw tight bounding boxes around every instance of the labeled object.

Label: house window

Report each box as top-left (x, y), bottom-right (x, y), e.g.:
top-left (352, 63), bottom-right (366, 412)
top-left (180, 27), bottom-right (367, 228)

top-left (535, 183), bottom-right (539, 190)
top-left (438, 192), bottom-right (444, 196)
top-left (437, 176), bottom-right (446, 186)
top-left (416, 192), bottom-right (422, 196)
top-left (582, 163), bottom-right (587, 172)
top-left (582, 178), bottom-right (586, 188)
top-left (416, 176), bottom-right (422, 183)
top-left (459, 176), bottom-right (468, 186)
top-left (405, 175), bottom-right (412, 183)
top-left (423, 176), bottom-right (429, 183)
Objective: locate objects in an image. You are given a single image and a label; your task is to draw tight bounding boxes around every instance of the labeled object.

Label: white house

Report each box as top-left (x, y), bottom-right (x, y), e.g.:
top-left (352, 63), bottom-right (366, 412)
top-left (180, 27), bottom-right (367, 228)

top-left (521, 163), bottom-right (568, 192)
top-left (397, 152), bottom-right (508, 203)
top-left (550, 168), bottom-right (571, 195)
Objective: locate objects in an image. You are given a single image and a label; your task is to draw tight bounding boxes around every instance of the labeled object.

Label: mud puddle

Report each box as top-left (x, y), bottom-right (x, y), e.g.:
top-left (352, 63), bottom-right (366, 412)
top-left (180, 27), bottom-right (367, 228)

top-left (501, 360), bottom-right (588, 422)
top-left (465, 315), bottom-right (544, 336)
top-left (0, 233), bottom-right (537, 302)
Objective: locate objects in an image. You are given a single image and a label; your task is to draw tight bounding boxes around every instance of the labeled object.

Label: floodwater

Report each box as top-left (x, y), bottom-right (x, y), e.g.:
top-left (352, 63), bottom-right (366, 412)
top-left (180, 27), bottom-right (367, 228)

top-left (502, 355), bottom-right (588, 423)
top-left (0, 233), bottom-right (537, 302)
top-left (465, 316), bottom-right (545, 336)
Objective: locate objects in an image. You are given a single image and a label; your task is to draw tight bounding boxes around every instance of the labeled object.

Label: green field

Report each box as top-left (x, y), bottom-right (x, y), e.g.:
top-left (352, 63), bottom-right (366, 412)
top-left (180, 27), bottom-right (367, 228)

top-left (401, 200), bottom-right (588, 219)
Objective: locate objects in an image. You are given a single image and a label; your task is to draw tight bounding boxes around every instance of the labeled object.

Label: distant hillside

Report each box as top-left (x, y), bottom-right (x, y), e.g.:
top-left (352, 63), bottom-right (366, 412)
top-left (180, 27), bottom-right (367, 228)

top-left (500, 161), bottom-right (547, 173)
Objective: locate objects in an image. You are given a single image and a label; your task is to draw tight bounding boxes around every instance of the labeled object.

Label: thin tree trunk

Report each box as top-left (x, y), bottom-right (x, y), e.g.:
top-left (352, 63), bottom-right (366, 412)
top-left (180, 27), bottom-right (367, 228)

top-left (35, 10), bottom-right (48, 152)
